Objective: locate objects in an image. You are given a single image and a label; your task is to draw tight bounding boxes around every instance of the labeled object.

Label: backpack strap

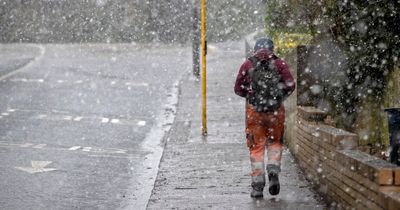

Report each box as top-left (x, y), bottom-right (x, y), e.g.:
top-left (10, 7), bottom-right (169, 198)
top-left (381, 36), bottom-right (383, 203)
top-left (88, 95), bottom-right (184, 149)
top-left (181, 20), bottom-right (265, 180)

top-left (248, 56), bottom-right (258, 66)
top-left (248, 56), bottom-right (260, 78)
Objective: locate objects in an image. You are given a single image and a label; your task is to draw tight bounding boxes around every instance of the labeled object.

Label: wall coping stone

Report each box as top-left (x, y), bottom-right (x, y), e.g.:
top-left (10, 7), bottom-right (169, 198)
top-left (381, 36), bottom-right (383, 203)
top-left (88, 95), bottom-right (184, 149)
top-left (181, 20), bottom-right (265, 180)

top-left (298, 106), bottom-right (328, 122)
top-left (380, 190), bottom-right (400, 210)
top-left (338, 150), bottom-right (398, 185)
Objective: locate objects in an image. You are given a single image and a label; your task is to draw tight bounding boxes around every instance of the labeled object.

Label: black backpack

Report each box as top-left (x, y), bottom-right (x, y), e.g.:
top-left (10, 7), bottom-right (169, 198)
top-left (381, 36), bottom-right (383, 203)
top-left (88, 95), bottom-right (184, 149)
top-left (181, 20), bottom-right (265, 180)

top-left (248, 56), bottom-right (284, 112)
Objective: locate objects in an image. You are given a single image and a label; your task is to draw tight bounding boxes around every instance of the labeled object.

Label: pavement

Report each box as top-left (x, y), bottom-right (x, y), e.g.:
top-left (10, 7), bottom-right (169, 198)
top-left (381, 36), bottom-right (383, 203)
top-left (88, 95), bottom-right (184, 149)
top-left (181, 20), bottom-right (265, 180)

top-left (147, 41), bottom-right (326, 209)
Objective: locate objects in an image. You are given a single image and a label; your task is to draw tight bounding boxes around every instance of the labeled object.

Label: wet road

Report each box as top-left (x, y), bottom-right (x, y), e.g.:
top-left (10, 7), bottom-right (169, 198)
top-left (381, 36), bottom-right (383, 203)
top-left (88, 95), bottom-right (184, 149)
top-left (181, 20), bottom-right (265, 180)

top-left (0, 44), bottom-right (190, 209)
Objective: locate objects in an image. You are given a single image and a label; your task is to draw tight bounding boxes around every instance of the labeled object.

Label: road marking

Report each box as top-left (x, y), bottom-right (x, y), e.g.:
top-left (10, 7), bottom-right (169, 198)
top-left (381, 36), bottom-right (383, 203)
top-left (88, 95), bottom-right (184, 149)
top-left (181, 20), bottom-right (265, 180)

top-left (91, 148), bottom-right (128, 154)
top-left (9, 78), bottom-right (45, 83)
top-left (15, 161), bottom-right (57, 174)
top-left (0, 141), bottom-right (134, 157)
top-left (0, 141), bottom-right (22, 147)
top-left (57, 80), bottom-right (65, 83)
top-left (63, 116), bottom-right (72, 120)
top-left (88, 154), bottom-right (136, 159)
top-left (52, 109), bottom-right (69, 114)
top-left (125, 82), bottom-right (149, 87)
top-left (111, 149), bottom-right (127, 154)
top-left (0, 45), bottom-right (46, 81)
top-left (20, 143), bottom-right (33, 148)
top-left (111, 119), bottom-right (120, 124)
top-left (111, 81), bottom-right (116, 85)
top-left (2, 108), bottom-right (147, 127)
top-left (68, 146), bottom-right (81, 151)
top-left (137, 121), bottom-right (147, 126)
top-left (82, 147), bottom-right (92, 152)
top-left (10, 78), bottom-right (27, 82)
top-left (37, 114), bottom-right (47, 119)
top-left (73, 116), bottom-right (83, 121)
top-left (75, 80), bottom-right (83, 84)
top-left (101, 118), bottom-right (110, 123)
top-left (9, 78), bottom-right (44, 83)
top-left (33, 144), bottom-right (46, 149)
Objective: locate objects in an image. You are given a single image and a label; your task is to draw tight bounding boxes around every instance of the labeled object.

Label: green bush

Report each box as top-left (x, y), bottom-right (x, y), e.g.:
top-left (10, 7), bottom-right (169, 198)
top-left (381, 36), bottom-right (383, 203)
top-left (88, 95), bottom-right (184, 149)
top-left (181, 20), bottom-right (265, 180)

top-left (265, 0), bottom-right (400, 133)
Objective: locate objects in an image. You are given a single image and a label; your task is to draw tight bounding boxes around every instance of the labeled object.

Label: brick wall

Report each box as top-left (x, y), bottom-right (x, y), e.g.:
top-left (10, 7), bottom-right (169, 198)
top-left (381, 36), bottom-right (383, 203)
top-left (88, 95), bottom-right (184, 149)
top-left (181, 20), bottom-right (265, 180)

top-left (289, 106), bottom-right (400, 209)
top-left (282, 46), bottom-right (298, 148)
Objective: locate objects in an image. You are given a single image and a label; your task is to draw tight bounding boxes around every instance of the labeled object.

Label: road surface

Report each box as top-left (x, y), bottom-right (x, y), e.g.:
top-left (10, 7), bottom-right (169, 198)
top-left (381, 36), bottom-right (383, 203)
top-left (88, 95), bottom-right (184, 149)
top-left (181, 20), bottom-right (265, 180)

top-left (0, 43), bottom-right (190, 210)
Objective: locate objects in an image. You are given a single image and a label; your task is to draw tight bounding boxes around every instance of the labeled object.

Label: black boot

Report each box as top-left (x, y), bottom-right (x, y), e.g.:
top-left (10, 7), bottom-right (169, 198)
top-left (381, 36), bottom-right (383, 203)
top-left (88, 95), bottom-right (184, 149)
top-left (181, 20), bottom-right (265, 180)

top-left (250, 182), bottom-right (264, 198)
top-left (268, 172), bottom-right (280, 196)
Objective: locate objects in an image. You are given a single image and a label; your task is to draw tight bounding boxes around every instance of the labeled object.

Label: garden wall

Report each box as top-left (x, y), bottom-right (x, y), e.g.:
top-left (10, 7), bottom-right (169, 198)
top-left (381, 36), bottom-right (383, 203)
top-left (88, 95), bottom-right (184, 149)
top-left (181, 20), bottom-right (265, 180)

top-left (290, 106), bottom-right (400, 209)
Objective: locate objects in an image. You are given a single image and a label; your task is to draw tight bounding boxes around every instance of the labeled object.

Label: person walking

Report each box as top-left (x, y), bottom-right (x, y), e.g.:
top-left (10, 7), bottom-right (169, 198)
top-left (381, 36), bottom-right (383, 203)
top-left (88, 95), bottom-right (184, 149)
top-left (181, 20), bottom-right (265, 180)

top-left (234, 37), bottom-right (295, 198)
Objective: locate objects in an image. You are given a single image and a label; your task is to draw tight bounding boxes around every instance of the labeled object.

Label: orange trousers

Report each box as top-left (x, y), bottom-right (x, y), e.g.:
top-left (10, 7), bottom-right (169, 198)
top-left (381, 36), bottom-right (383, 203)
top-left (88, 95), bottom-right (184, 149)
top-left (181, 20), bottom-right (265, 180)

top-left (246, 104), bottom-right (285, 186)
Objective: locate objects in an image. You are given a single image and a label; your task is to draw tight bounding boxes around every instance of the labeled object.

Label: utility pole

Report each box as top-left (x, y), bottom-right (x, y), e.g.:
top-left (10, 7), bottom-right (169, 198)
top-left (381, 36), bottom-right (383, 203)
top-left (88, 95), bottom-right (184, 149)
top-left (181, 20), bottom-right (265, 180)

top-left (201, 0), bottom-right (207, 136)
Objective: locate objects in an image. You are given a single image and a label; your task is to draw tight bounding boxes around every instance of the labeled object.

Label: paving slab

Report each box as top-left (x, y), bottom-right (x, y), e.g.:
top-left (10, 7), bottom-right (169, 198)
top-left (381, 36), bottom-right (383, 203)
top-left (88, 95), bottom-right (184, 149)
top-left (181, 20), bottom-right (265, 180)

top-left (147, 42), bottom-right (326, 209)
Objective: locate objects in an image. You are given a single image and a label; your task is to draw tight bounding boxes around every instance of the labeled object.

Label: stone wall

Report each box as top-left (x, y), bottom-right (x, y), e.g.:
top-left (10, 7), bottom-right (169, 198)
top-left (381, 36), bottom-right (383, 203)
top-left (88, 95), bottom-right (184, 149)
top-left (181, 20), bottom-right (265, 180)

top-left (289, 106), bottom-right (400, 209)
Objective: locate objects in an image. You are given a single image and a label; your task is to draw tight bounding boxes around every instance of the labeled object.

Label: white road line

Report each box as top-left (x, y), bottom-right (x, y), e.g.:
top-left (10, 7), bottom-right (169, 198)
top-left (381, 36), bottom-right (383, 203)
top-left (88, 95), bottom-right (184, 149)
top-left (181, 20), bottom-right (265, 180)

top-left (111, 149), bottom-right (128, 154)
top-left (17, 108), bottom-right (36, 112)
top-left (3, 107), bottom-right (147, 128)
top-left (101, 118), bottom-right (110, 123)
top-left (33, 144), bottom-right (46, 149)
top-left (10, 78), bottom-right (27, 82)
top-left (0, 45), bottom-right (46, 81)
top-left (68, 146), bottom-right (81, 151)
top-left (63, 116), bottom-right (73, 120)
top-left (125, 82), bottom-right (149, 87)
top-left (75, 80), bottom-right (83, 84)
top-left (111, 119), bottom-right (121, 124)
top-left (93, 148), bottom-right (128, 154)
top-left (10, 78), bottom-right (45, 83)
top-left (20, 143), bottom-right (34, 148)
top-left (73, 116), bottom-right (83, 121)
top-left (137, 121), bottom-right (147, 126)
top-left (51, 109), bottom-right (69, 114)
top-left (82, 147), bottom-right (92, 152)
top-left (1, 141), bottom-right (134, 157)
top-left (37, 114), bottom-right (47, 119)
top-left (0, 142), bottom-right (23, 147)
top-left (87, 154), bottom-right (136, 159)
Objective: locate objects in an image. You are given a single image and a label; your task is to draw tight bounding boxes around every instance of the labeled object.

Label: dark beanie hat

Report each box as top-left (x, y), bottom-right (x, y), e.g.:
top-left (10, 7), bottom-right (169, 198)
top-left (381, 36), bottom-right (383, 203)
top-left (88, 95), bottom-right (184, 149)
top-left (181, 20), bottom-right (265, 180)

top-left (254, 37), bottom-right (274, 52)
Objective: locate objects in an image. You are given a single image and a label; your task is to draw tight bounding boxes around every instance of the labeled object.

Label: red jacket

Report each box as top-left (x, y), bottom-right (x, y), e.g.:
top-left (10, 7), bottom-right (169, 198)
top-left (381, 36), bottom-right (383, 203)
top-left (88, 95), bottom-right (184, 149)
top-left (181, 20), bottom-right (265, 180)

top-left (234, 49), bottom-right (296, 99)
